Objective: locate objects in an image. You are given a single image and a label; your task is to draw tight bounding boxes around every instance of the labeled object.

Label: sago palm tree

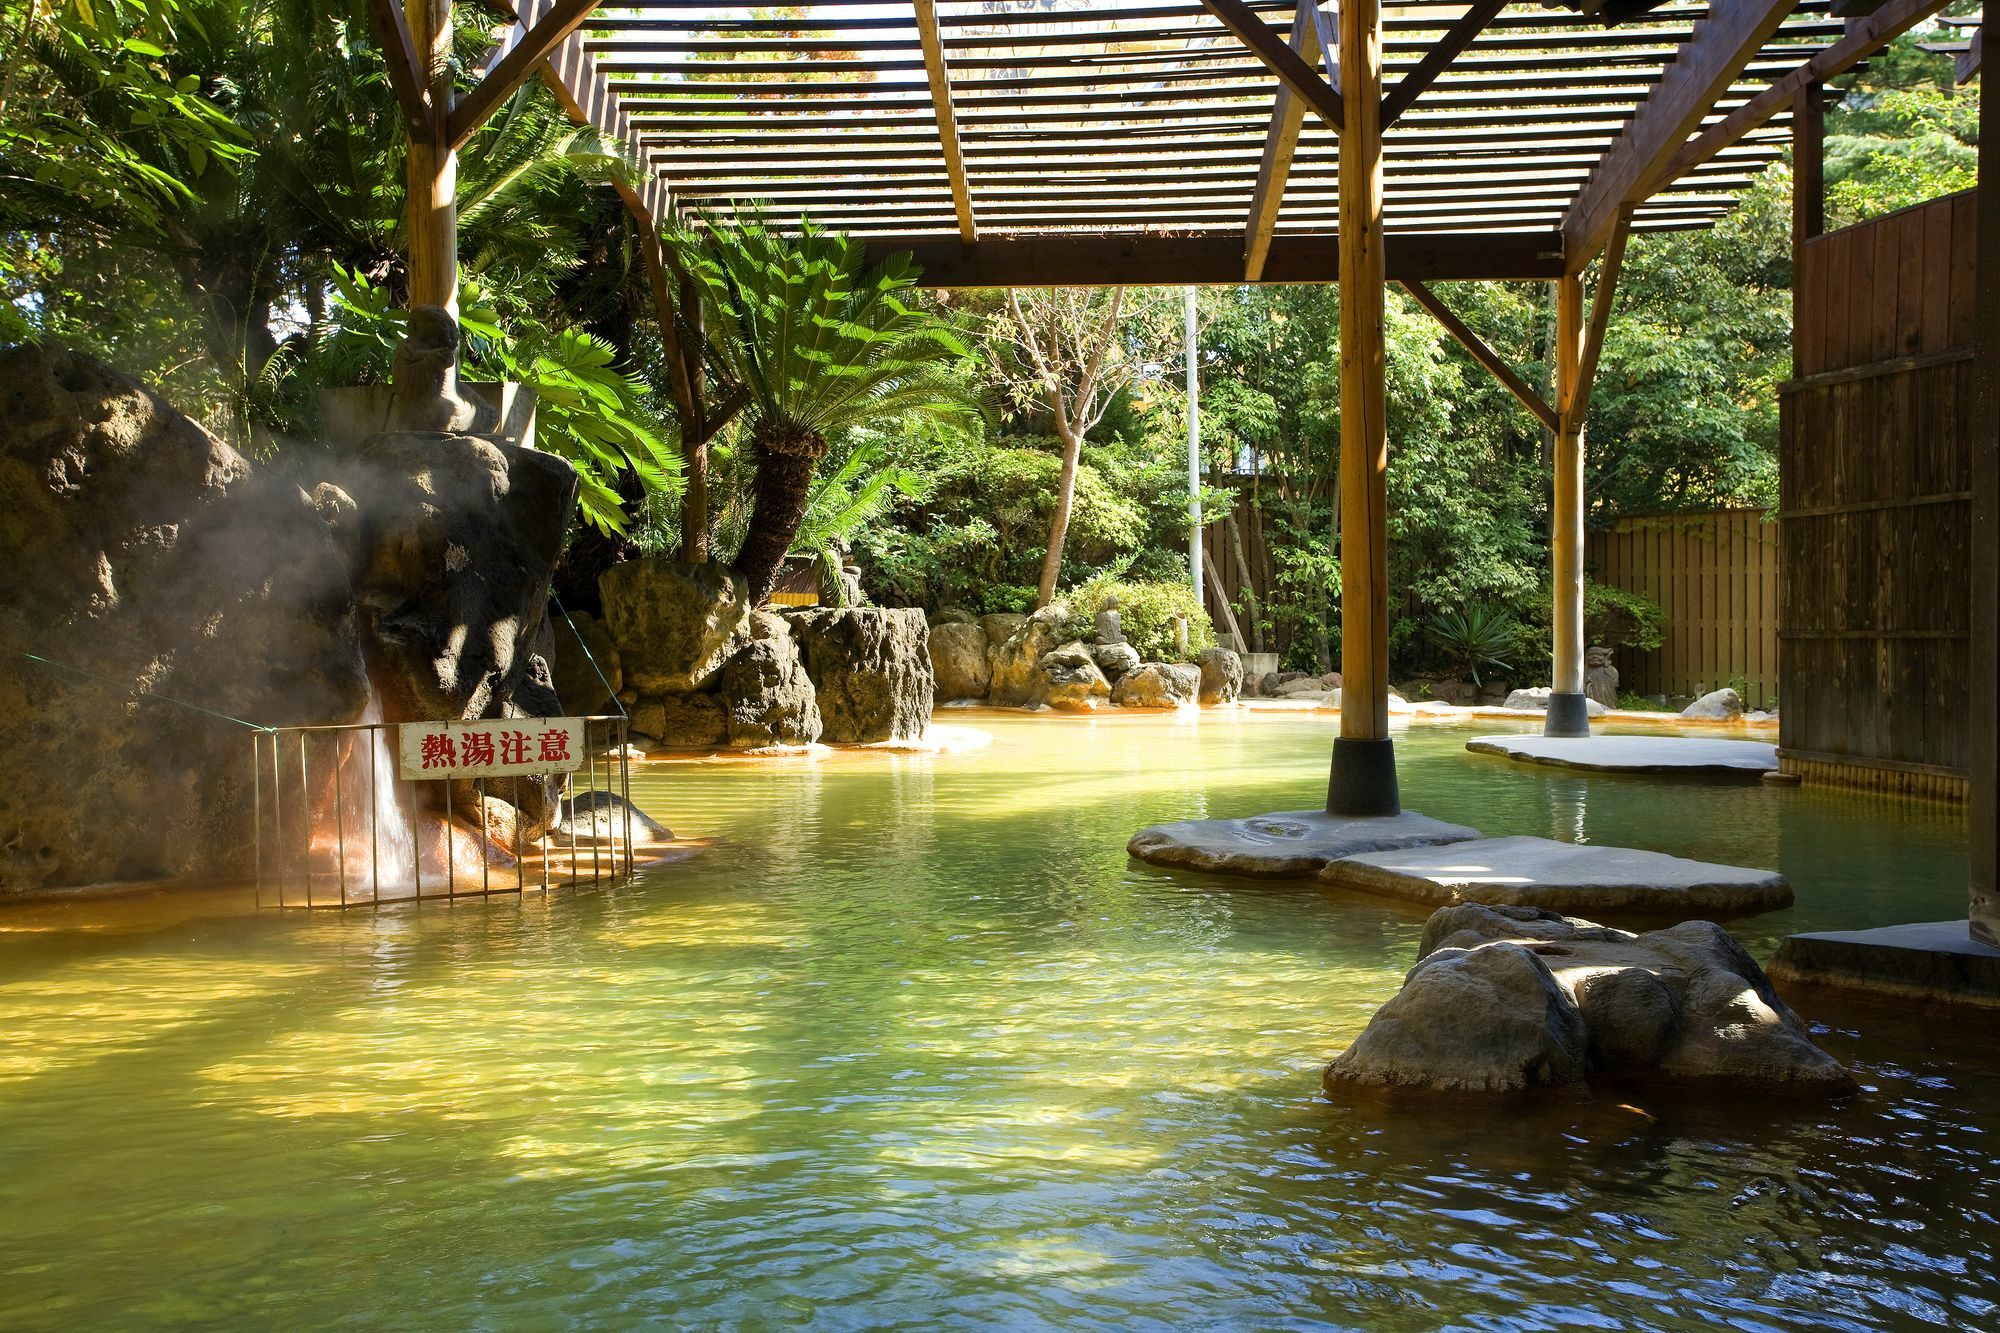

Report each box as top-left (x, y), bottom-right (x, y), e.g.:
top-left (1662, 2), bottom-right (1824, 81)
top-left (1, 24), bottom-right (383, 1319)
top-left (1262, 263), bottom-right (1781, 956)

top-left (671, 209), bottom-right (975, 604)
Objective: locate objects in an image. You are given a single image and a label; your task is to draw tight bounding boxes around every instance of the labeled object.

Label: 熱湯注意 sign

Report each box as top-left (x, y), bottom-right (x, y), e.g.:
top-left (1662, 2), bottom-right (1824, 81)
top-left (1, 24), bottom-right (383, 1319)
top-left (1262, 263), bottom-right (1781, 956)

top-left (398, 719), bottom-right (588, 780)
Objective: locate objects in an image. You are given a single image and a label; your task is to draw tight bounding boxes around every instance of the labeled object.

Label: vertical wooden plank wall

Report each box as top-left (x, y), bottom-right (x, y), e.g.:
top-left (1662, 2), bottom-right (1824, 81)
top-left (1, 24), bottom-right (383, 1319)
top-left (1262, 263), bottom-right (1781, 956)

top-left (1589, 509), bottom-right (1781, 709)
top-left (1780, 188), bottom-right (1977, 797)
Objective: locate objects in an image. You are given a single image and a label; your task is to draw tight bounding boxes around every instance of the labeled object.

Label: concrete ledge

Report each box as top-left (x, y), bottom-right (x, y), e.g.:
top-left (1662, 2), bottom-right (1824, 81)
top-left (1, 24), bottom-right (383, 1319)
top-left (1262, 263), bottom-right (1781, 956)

top-left (1128, 809), bottom-right (1480, 879)
top-left (1466, 735), bottom-right (1777, 778)
top-left (1321, 835), bottom-right (1792, 919)
top-left (1768, 921), bottom-right (2000, 1009)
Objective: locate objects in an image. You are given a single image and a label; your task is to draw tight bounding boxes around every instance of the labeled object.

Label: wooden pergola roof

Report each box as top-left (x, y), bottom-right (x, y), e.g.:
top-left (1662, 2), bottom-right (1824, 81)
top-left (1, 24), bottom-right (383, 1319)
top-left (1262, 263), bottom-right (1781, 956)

top-left (499, 0), bottom-right (1953, 284)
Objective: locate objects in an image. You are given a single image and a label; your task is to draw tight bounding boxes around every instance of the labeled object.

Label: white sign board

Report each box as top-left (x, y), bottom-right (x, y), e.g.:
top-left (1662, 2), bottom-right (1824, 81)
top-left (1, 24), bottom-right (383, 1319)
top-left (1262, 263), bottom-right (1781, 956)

top-left (398, 718), bottom-right (588, 781)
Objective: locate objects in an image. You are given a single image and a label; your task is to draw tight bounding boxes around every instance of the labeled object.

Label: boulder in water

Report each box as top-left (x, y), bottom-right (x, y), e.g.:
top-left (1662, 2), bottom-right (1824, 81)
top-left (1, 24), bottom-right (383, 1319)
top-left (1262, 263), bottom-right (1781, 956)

top-left (1091, 640), bottom-right (1141, 681)
top-left (1111, 662), bottom-right (1200, 709)
top-left (1035, 641), bottom-right (1112, 711)
top-left (988, 604), bottom-right (1067, 707)
top-left (1681, 687), bottom-right (1745, 721)
top-left (1195, 647), bottom-right (1243, 704)
top-left (717, 611), bottom-right (822, 747)
top-left (786, 606), bottom-right (932, 742)
top-left (928, 620), bottom-right (993, 702)
top-left (600, 558), bottom-right (751, 695)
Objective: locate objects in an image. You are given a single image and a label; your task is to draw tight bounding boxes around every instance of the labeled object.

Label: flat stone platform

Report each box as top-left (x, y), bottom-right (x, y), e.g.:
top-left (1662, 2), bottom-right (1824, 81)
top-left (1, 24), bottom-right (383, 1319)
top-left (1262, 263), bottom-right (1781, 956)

top-left (1768, 921), bottom-right (2000, 1009)
top-left (1128, 810), bottom-right (1479, 879)
top-left (1321, 835), bottom-right (1792, 919)
top-left (1465, 734), bottom-right (1778, 778)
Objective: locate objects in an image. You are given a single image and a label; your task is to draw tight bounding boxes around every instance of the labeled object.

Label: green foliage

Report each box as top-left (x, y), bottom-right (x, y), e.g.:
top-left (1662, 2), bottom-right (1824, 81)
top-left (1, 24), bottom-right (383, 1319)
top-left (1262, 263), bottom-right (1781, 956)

top-left (789, 432), bottom-right (923, 606)
top-left (1823, 23), bottom-right (1982, 227)
top-left (319, 267), bottom-right (678, 534)
top-left (1585, 581), bottom-right (1666, 653)
top-left (668, 208), bottom-right (978, 450)
top-left (1426, 606), bottom-right (1518, 687)
top-left (1061, 576), bottom-right (1213, 663)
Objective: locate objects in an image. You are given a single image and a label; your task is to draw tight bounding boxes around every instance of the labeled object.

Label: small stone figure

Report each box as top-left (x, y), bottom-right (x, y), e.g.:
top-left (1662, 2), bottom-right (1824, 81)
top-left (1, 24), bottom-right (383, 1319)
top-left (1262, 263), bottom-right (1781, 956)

top-left (1094, 594), bottom-right (1126, 645)
top-left (388, 304), bottom-right (499, 435)
top-left (1584, 645), bottom-right (1619, 708)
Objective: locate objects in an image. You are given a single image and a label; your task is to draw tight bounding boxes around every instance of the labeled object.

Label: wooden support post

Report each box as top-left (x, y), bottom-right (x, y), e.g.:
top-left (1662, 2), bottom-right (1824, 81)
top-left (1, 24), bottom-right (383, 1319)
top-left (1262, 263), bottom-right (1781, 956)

top-left (1327, 0), bottom-right (1396, 816)
top-left (1792, 81), bottom-right (1825, 251)
top-left (1968, 5), bottom-right (1998, 945)
top-left (404, 0), bottom-right (457, 314)
top-left (1546, 270), bottom-right (1590, 738)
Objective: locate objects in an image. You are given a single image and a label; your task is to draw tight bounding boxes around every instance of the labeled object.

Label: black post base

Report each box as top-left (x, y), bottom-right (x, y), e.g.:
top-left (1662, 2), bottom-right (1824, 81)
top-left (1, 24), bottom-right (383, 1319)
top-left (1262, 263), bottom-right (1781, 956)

top-left (1544, 691), bottom-right (1593, 738)
top-left (1327, 737), bottom-right (1401, 817)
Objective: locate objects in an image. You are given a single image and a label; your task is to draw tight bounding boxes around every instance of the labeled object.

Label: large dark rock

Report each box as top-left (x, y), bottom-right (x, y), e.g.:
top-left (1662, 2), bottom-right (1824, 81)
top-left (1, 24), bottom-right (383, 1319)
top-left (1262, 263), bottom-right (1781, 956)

top-left (629, 691), bottom-right (728, 749)
top-left (0, 346), bottom-right (369, 892)
top-left (718, 611), bottom-right (822, 747)
top-left (785, 607), bottom-right (932, 742)
top-left (548, 606), bottom-right (621, 716)
top-left (599, 558), bottom-right (751, 695)
top-left (1324, 904), bottom-right (1856, 1098)
top-left (928, 620), bottom-right (992, 702)
top-left (340, 431), bottom-right (577, 725)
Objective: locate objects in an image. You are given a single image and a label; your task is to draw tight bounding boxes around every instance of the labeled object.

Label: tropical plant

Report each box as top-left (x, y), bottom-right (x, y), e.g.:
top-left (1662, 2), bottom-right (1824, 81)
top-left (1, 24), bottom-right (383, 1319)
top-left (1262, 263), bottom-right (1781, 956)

top-left (788, 433), bottom-right (923, 607)
top-left (1063, 575), bottom-right (1214, 663)
top-left (1426, 606), bottom-right (1518, 687)
top-left (669, 208), bottom-right (977, 604)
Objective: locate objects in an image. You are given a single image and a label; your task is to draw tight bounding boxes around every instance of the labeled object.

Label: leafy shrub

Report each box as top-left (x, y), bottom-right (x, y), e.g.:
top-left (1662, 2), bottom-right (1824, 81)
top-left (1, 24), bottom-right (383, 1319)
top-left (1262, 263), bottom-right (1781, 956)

top-left (1426, 605), bottom-right (1518, 686)
top-left (1585, 581), bottom-right (1666, 652)
top-left (1061, 575), bottom-right (1213, 661)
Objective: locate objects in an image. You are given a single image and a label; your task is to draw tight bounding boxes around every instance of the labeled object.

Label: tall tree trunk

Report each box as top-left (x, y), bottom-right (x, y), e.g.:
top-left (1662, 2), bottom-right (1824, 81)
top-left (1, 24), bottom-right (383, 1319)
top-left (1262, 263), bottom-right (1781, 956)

top-left (682, 445), bottom-right (710, 563)
top-left (1036, 423), bottom-right (1083, 607)
top-left (735, 424), bottom-right (826, 604)
top-left (1225, 500), bottom-right (1265, 653)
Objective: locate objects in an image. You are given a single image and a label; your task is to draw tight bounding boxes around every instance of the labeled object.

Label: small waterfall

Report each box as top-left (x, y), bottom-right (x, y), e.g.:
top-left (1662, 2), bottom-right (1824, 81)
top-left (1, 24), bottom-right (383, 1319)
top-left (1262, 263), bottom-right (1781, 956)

top-left (335, 696), bottom-right (417, 895)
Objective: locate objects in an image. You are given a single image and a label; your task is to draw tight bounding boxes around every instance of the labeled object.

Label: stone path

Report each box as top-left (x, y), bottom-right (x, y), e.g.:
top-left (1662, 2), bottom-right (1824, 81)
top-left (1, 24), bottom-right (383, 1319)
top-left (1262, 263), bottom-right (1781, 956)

top-left (1127, 809), bottom-right (1479, 878)
top-left (1321, 834), bottom-right (1792, 918)
top-left (1465, 734), bottom-right (1777, 778)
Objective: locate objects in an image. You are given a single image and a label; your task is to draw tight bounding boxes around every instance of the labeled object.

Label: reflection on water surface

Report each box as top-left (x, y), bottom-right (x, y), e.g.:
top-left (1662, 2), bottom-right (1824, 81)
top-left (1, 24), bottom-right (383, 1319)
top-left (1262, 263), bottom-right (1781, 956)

top-left (0, 711), bottom-right (1993, 1329)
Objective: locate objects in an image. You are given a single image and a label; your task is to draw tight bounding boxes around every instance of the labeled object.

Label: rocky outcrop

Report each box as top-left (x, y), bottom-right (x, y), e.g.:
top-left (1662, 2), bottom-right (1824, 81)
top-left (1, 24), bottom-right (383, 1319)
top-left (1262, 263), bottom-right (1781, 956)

top-left (1110, 662), bottom-right (1200, 709)
top-left (549, 607), bottom-right (621, 715)
top-left (1503, 686), bottom-right (1607, 717)
top-left (989, 604), bottom-right (1067, 707)
top-left (1325, 904), bottom-right (1856, 1098)
top-left (599, 558), bottom-right (751, 695)
top-left (1681, 687), bottom-right (1745, 721)
top-left (341, 431), bottom-right (578, 726)
top-left (928, 620), bottom-right (992, 702)
top-left (717, 611), bottom-right (821, 748)
top-left (787, 607), bottom-right (932, 742)
top-left (629, 691), bottom-right (728, 749)
top-left (1034, 641), bottom-right (1112, 711)
top-left (1092, 641), bottom-right (1140, 681)
top-left (0, 346), bottom-right (370, 892)
top-left (979, 612), bottom-right (1027, 648)
top-left (1195, 647), bottom-right (1242, 704)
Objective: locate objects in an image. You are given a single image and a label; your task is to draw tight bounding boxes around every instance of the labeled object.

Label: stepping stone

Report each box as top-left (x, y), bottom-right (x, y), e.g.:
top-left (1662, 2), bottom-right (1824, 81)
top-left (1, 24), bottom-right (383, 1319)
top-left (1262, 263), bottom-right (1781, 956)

top-left (1128, 809), bottom-right (1480, 879)
top-left (1466, 734), bottom-right (1777, 778)
top-left (1321, 835), bottom-right (1791, 919)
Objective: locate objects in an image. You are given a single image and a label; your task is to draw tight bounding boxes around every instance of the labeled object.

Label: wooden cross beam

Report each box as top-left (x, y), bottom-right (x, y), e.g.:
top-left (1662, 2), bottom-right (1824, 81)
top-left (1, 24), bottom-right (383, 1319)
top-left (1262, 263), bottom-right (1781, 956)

top-left (1243, 1), bottom-right (1324, 280)
top-left (1398, 279), bottom-right (1557, 434)
top-left (449, 0), bottom-right (604, 150)
top-left (1567, 210), bottom-right (1631, 424)
top-left (1654, 0), bottom-right (1955, 193)
top-left (365, 0), bottom-right (434, 136)
top-left (1562, 0), bottom-right (1794, 268)
top-left (1200, 0), bottom-right (1344, 130)
top-left (914, 0), bottom-right (977, 241)
top-left (1380, 0), bottom-right (1506, 129)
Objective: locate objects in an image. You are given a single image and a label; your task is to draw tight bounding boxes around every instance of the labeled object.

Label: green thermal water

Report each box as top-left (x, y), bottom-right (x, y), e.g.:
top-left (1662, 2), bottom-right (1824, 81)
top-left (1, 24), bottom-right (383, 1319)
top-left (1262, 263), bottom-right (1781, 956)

top-left (1, 711), bottom-right (1994, 1329)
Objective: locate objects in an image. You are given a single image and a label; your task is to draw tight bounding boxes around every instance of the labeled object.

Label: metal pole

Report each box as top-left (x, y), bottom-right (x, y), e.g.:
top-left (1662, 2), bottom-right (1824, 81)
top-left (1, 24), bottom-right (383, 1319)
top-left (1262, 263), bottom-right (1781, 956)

top-left (298, 730), bottom-right (312, 906)
top-left (1186, 285), bottom-right (1204, 616)
top-left (477, 775), bottom-right (491, 896)
top-left (369, 725), bottom-right (381, 904)
top-left (620, 720), bottom-right (633, 878)
top-left (334, 733), bottom-right (348, 908)
top-left (444, 771), bottom-right (455, 897)
top-left (253, 734), bottom-right (265, 908)
top-left (271, 733), bottom-right (285, 909)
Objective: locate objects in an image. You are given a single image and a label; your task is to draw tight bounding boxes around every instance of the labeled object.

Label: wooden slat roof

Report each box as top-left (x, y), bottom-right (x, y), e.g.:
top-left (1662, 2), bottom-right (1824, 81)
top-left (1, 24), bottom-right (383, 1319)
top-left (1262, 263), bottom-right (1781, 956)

top-left (531, 1), bottom-right (1916, 282)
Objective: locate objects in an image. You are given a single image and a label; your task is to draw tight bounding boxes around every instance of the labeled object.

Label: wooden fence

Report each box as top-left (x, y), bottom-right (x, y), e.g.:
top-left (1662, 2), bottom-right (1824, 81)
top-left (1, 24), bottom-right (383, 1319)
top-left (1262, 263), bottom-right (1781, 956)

top-left (1589, 508), bottom-right (1780, 710)
top-left (1780, 188), bottom-right (1976, 793)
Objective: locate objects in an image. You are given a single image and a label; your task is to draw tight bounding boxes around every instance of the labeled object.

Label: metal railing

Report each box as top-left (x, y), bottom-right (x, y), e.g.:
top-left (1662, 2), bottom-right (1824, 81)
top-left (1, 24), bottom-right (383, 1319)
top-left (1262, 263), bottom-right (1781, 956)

top-left (252, 715), bottom-right (634, 908)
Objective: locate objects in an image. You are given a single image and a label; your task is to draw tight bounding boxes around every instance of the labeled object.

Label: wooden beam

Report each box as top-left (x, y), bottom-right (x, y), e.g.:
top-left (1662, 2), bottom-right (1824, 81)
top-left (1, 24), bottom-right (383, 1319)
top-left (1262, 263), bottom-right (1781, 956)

top-left (527, 0), bottom-right (671, 224)
top-left (1198, 0), bottom-right (1344, 131)
top-left (1379, 0), bottom-right (1506, 129)
top-left (913, 0), bottom-right (976, 241)
top-left (1243, 1), bottom-right (1322, 280)
top-left (1335, 0), bottom-right (1389, 757)
top-left (1568, 210), bottom-right (1629, 423)
top-left (882, 230), bottom-right (1564, 288)
top-left (402, 0), bottom-right (456, 312)
top-left (1655, 0), bottom-right (1952, 198)
top-left (1562, 0), bottom-right (1794, 267)
top-left (1792, 80), bottom-right (1825, 249)
top-left (1399, 279), bottom-right (1558, 433)
top-left (449, 0), bottom-right (603, 151)
top-left (365, 0), bottom-right (433, 137)
top-left (1549, 270), bottom-right (1587, 719)
top-left (1968, 3), bottom-right (1998, 944)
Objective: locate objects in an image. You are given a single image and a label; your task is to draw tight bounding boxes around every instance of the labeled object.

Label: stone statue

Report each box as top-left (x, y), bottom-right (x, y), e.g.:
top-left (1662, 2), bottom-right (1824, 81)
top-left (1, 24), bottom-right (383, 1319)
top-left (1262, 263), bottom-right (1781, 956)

top-left (388, 305), bottom-right (499, 435)
top-left (1093, 594), bottom-right (1126, 646)
top-left (1584, 644), bottom-right (1619, 708)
